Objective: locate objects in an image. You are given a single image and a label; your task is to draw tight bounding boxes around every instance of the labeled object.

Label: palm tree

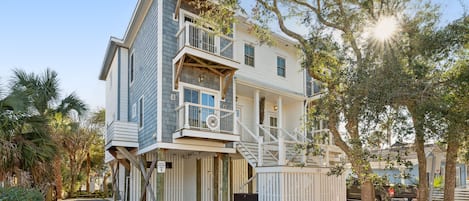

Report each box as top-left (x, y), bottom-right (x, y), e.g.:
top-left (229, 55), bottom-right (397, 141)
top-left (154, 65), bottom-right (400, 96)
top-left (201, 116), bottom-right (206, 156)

top-left (0, 86), bottom-right (57, 189)
top-left (9, 68), bottom-right (87, 199)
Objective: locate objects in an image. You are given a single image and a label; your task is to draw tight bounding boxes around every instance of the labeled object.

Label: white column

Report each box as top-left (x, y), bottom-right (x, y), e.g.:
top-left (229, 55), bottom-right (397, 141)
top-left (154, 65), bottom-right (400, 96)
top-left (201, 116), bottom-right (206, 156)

top-left (254, 90), bottom-right (260, 138)
top-left (278, 96), bottom-right (286, 166)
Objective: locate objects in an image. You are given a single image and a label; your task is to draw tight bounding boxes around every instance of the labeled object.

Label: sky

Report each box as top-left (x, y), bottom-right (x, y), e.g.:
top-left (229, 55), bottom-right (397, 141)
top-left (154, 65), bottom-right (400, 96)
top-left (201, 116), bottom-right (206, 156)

top-left (0, 0), bottom-right (466, 111)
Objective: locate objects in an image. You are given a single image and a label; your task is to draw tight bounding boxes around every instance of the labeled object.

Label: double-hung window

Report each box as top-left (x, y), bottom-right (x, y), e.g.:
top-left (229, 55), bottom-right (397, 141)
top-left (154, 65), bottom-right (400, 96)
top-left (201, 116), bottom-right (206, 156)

top-left (277, 56), bottom-right (286, 77)
top-left (244, 44), bottom-right (255, 67)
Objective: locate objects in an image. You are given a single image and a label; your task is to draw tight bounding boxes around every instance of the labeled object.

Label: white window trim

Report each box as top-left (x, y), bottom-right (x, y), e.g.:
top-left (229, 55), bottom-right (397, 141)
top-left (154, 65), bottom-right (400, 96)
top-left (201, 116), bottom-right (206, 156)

top-left (138, 96), bottom-right (144, 130)
top-left (244, 43), bottom-right (255, 67)
top-left (179, 83), bottom-right (219, 108)
top-left (277, 56), bottom-right (286, 78)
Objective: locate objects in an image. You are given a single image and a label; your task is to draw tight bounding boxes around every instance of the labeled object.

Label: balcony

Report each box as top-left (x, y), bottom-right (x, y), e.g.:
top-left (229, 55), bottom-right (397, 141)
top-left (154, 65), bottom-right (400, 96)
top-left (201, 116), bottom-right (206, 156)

top-left (173, 22), bottom-right (238, 99)
top-left (105, 121), bottom-right (138, 150)
top-left (176, 22), bottom-right (235, 61)
top-left (174, 102), bottom-right (240, 142)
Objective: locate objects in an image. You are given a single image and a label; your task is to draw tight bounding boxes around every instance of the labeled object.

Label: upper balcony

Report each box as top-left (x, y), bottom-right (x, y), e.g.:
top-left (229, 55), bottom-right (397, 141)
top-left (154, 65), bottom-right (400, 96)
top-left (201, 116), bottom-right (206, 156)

top-left (173, 102), bottom-right (240, 142)
top-left (175, 22), bottom-right (237, 66)
top-left (173, 22), bottom-right (238, 99)
top-left (105, 121), bottom-right (138, 150)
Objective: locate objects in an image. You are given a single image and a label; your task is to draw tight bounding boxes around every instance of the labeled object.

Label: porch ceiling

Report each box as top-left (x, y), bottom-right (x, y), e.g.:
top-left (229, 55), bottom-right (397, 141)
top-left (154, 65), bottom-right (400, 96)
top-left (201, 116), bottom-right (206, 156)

top-left (236, 82), bottom-right (304, 105)
top-left (174, 53), bottom-right (237, 99)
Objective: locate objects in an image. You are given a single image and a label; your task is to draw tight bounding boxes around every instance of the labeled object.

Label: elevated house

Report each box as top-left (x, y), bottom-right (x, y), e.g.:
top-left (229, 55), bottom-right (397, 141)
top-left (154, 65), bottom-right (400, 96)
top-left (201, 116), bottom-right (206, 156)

top-left (370, 143), bottom-right (467, 188)
top-left (99, 0), bottom-right (345, 200)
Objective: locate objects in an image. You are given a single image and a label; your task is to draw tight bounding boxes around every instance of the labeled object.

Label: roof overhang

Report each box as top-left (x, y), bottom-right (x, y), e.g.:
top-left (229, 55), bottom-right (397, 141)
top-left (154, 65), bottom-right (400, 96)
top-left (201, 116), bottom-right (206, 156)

top-left (98, 0), bottom-right (153, 80)
top-left (99, 37), bottom-right (124, 80)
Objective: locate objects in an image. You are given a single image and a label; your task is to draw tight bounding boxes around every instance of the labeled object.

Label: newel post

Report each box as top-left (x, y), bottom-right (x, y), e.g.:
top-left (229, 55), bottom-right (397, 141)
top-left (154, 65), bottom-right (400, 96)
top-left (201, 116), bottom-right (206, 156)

top-left (184, 103), bottom-right (190, 129)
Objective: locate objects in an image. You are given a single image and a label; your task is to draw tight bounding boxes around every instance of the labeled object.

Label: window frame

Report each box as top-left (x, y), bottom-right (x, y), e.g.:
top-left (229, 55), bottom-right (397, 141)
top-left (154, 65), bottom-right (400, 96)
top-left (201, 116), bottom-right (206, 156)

top-left (277, 56), bottom-right (286, 77)
top-left (130, 52), bottom-right (135, 85)
top-left (244, 44), bottom-right (255, 67)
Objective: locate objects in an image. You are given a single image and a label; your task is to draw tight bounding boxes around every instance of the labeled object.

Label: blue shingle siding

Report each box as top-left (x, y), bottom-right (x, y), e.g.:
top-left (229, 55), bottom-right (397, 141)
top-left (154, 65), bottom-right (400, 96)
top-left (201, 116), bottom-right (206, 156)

top-left (128, 0), bottom-right (159, 149)
top-left (161, 0), bottom-right (179, 143)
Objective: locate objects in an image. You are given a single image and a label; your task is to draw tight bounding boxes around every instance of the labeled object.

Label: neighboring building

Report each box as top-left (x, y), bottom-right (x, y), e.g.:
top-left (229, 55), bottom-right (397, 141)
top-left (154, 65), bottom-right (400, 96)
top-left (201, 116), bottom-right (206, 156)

top-left (99, 1), bottom-right (345, 201)
top-left (370, 143), bottom-right (467, 188)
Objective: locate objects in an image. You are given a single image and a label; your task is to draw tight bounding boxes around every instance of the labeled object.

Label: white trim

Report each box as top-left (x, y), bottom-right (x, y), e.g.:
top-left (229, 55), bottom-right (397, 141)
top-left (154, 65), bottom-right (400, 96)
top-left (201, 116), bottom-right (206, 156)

top-left (156, 0), bottom-right (163, 142)
top-left (137, 142), bottom-right (236, 155)
top-left (276, 56), bottom-right (286, 78)
top-left (173, 129), bottom-right (240, 142)
top-left (178, 82), bottom-right (221, 107)
top-left (243, 43), bottom-right (255, 67)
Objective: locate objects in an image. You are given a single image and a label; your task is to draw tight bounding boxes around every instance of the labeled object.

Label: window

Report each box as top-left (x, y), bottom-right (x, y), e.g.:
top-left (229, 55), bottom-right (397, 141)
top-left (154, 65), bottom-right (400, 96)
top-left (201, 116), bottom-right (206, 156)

top-left (244, 44), bottom-right (255, 67)
top-left (277, 56), bottom-right (286, 77)
top-left (138, 97), bottom-right (144, 129)
top-left (130, 53), bottom-right (135, 83)
top-left (131, 103), bottom-right (137, 118)
top-left (183, 87), bottom-right (216, 128)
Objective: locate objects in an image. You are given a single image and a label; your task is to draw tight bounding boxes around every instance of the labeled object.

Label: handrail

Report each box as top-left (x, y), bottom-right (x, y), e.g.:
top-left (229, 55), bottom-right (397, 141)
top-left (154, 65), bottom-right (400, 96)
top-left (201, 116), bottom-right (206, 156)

top-left (279, 128), bottom-right (299, 141)
top-left (258, 124), bottom-right (278, 141)
top-left (184, 22), bottom-right (234, 41)
top-left (239, 174), bottom-right (257, 192)
top-left (175, 102), bottom-right (234, 113)
top-left (175, 24), bottom-right (186, 38)
top-left (237, 142), bottom-right (258, 162)
top-left (237, 119), bottom-right (258, 142)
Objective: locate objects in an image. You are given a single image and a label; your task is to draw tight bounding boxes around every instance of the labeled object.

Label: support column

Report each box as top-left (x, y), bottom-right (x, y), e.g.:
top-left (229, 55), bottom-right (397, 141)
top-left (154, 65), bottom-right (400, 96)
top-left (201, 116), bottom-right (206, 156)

top-left (156, 149), bottom-right (165, 201)
top-left (247, 164), bottom-right (253, 193)
top-left (197, 158), bottom-right (201, 201)
top-left (254, 90), bottom-right (260, 138)
top-left (222, 154), bottom-right (229, 201)
top-left (277, 96), bottom-right (286, 166)
top-left (213, 154), bottom-right (220, 201)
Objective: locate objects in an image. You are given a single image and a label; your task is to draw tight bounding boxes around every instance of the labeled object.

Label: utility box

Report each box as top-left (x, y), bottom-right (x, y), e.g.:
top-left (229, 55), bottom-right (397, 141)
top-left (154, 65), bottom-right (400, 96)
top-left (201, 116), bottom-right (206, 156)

top-left (234, 193), bottom-right (258, 201)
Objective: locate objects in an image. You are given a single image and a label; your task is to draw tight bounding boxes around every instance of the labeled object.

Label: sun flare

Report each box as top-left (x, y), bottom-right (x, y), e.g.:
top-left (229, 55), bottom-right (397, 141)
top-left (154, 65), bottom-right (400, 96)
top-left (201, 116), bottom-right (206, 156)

top-left (372, 16), bottom-right (398, 42)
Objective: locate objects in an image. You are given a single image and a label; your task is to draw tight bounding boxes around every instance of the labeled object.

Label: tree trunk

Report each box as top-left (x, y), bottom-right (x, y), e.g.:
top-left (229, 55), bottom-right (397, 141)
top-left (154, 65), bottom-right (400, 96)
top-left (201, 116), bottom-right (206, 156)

top-left (361, 180), bottom-right (376, 201)
top-left (410, 108), bottom-right (429, 201)
top-left (103, 173), bottom-right (109, 198)
top-left (415, 131), bottom-right (428, 201)
top-left (444, 135), bottom-right (460, 201)
top-left (69, 156), bottom-right (76, 198)
top-left (86, 152), bottom-right (90, 193)
top-left (53, 156), bottom-right (63, 199)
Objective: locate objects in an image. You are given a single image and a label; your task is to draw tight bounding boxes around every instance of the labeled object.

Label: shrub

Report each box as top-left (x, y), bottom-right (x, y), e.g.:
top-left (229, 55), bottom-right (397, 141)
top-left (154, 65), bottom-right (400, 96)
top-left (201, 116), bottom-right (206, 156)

top-left (0, 187), bottom-right (44, 201)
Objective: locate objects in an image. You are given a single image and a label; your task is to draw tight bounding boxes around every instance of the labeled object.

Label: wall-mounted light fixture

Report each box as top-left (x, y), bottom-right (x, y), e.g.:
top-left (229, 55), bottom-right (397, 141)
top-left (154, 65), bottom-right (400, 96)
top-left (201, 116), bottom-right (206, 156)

top-left (198, 74), bottom-right (205, 83)
top-left (274, 105), bottom-right (278, 111)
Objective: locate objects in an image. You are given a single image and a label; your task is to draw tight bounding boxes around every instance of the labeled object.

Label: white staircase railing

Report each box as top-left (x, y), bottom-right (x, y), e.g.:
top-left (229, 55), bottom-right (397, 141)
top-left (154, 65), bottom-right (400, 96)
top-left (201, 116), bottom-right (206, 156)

top-left (236, 119), bottom-right (342, 167)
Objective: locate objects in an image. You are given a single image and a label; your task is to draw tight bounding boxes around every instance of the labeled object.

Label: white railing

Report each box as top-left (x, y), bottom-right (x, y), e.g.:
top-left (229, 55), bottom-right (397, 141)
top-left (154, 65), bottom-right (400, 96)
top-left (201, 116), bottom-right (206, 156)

top-left (175, 102), bottom-right (235, 134)
top-left (236, 120), bottom-right (341, 167)
top-left (311, 129), bottom-right (334, 145)
top-left (176, 22), bottom-right (234, 59)
top-left (106, 121), bottom-right (138, 147)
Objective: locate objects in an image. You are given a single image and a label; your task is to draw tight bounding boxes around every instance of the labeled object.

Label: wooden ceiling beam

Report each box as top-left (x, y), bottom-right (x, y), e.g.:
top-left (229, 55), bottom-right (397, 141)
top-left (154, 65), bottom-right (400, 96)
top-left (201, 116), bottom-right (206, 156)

top-left (174, 55), bottom-right (185, 89)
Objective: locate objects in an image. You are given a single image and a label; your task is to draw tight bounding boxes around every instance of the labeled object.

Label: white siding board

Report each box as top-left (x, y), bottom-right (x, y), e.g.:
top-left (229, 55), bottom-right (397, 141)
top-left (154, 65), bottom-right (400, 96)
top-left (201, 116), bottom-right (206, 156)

top-left (232, 159), bottom-right (249, 193)
top-left (256, 167), bottom-right (346, 201)
top-left (119, 47), bottom-right (129, 122)
top-left (164, 152), bottom-right (184, 201)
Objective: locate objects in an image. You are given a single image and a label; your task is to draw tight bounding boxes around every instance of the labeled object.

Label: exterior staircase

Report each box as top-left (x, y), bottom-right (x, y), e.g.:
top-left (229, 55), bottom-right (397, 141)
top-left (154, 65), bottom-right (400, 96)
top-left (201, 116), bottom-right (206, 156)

top-left (235, 120), bottom-right (343, 168)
